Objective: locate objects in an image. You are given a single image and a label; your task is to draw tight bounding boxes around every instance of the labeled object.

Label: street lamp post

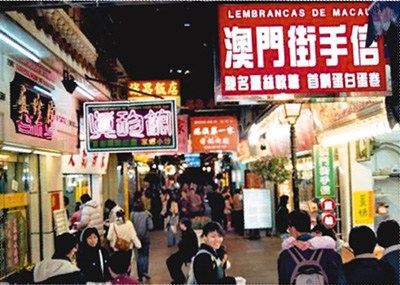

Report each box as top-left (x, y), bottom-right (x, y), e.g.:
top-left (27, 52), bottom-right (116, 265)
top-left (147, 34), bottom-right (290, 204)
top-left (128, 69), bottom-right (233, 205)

top-left (283, 103), bottom-right (302, 210)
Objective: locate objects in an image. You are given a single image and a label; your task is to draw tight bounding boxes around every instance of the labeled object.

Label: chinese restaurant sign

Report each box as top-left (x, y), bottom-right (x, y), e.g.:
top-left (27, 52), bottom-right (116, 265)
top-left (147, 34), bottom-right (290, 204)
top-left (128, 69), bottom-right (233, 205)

top-left (313, 145), bottom-right (335, 198)
top-left (84, 100), bottom-right (177, 152)
top-left (128, 80), bottom-right (181, 106)
top-left (352, 190), bottom-right (374, 225)
top-left (190, 116), bottom-right (238, 153)
top-left (10, 73), bottom-right (56, 140)
top-left (217, 2), bottom-right (387, 101)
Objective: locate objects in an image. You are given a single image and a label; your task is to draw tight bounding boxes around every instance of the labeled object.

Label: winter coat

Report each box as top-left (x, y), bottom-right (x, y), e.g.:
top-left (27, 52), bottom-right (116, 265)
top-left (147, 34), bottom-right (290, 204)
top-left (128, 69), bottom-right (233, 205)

top-left (76, 227), bottom-right (111, 282)
top-left (77, 199), bottom-right (104, 236)
top-left (107, 218), bottom-right (142, 251)
top-left (344, 254), bottom-right (397, 284)
top-left (178, 227), bottom-right (198, 262)
top-left (193, 243), bottom-right (236, 284)
top-left (131, 210), bottom-right (154, 240)
top-left (33, 258), bottom-right (85, 284)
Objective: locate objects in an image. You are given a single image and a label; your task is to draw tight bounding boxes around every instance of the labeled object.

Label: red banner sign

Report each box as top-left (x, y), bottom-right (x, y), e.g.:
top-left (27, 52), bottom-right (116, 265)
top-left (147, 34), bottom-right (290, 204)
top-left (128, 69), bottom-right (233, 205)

top-left (217, 2), bottom-right (387, 101)
top-left (190, 116), bottom-right (238, 153)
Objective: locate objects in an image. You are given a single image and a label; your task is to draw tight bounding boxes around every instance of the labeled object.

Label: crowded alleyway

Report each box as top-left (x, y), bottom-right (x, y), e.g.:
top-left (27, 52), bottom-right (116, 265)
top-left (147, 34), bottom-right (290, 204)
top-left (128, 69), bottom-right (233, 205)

top-left (146, 229), bottom-right (281, 284)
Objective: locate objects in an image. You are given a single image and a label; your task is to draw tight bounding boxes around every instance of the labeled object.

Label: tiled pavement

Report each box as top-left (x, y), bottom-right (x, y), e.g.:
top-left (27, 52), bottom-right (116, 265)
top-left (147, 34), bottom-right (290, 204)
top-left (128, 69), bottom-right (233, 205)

top-left (135, 229), bottom-right (282, 285)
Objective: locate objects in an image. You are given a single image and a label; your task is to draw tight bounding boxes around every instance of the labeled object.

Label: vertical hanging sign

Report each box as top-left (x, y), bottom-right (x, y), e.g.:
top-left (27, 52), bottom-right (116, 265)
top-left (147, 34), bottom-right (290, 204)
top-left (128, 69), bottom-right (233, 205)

top-left (313, 145), bottom-right (335, 198)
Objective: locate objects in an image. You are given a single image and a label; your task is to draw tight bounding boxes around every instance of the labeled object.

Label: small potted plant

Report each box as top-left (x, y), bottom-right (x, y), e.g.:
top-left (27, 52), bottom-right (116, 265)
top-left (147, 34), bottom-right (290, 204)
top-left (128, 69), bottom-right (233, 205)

top-left (251, 155), bottom-right (290, 185)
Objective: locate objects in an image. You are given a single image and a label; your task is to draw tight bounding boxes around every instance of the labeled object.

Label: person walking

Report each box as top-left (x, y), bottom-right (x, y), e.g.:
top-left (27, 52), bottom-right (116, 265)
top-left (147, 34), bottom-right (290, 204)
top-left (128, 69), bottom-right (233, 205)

top-left (344, 225), bottom-right (396, 284)
top-left (131, 201), bottom-right (154, 282)
top-left (108, 251), bottom-right (141, 285)
top-left (76, 227), bottom-right (112, 283)
top-left (277, 210), bottom-right (346, 284)
top-left (166, 218), bottom-right (199, 284)
top-left (207, 186), bottom-right (225, 226)
top-left (32, 233), bottom-right (86, 284)
top-left (107, 209), bottom-right (142, 260)
top-left (377, 219), bottom-right (400, 284)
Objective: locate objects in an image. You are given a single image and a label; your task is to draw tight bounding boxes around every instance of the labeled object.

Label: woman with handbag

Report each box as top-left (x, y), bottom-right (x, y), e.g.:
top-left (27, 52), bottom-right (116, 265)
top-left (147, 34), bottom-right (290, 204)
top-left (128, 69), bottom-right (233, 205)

top-left (107, 209), bottom-right (142, 272)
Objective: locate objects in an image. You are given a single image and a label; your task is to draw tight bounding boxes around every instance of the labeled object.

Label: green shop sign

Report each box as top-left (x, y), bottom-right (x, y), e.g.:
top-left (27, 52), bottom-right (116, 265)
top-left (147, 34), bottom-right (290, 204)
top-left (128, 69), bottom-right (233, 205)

top-left (313, 145), bottom-right (335, 198)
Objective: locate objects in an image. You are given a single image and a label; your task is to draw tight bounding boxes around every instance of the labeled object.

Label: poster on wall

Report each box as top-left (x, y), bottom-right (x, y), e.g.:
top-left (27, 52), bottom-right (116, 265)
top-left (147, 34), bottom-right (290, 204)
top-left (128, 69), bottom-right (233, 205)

top-left (243, 189), bottom-right (272, 229)
top-left (216, 2), bottom-right (387, 102)
top-left (84, 100), bottom-right (178, 152)
top-left (10, 73), bottom-right (56, 140)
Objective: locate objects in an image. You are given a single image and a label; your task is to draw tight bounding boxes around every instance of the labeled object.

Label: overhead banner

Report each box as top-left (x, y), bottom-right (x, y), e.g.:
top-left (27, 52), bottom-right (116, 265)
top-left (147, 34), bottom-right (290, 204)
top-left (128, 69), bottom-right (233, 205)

top-left (217, 2), bottom-right (387, 102)
top-left (84, 100), bottom-right (177, 152)
top-left (190, 116), bottom-right (238, 153)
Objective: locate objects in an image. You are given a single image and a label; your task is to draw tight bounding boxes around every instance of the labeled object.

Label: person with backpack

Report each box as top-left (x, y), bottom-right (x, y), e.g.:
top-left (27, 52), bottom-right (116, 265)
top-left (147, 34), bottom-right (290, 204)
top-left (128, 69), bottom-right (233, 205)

top-left (343, 225), bottom-right (396, 284)
top-left (277, 210), bottom-right (346, 284)
top-left (188, 221), bottom-right (237, 284)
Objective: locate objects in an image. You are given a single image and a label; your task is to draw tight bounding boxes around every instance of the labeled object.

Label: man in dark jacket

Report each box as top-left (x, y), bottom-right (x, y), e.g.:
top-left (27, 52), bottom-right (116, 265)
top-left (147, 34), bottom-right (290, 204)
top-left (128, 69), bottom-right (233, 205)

top-left (277, 210), bottom-right (345, 284)
top-left (207, 186), bottom-right (225, 225)
top-left (166, 218), bottom-right (199, 284)
top-left (344, 225), bottom-right (396, 284)
top-left (33, 232), bottom-right (86, 284)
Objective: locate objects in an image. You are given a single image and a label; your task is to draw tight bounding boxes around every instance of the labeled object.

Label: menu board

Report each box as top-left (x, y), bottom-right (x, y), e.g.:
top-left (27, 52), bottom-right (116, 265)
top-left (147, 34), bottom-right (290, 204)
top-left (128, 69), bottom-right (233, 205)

top-left (53, 209), bottom-right (69, 236)
top-left (243, 189), bottom-right (272, 229)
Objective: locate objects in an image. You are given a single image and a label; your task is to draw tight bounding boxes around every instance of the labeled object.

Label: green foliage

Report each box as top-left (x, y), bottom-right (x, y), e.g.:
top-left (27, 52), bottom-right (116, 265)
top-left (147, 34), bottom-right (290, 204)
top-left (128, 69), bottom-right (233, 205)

top-left (252, 156), bottom-right (291, 184)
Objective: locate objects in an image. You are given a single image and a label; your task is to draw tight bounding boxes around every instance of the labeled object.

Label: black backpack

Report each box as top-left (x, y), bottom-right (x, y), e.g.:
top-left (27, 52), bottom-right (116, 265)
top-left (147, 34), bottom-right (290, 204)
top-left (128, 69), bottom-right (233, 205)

top-left (288, 247), bottom-right (329, 285)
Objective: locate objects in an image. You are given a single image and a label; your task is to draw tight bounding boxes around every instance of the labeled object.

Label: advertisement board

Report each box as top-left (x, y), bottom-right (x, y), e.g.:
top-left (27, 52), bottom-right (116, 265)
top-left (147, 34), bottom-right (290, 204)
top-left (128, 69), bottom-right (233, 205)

top-left (84, 100), bottom-right (178, 152)
top-left (217, 2), bottom-right (387, 102)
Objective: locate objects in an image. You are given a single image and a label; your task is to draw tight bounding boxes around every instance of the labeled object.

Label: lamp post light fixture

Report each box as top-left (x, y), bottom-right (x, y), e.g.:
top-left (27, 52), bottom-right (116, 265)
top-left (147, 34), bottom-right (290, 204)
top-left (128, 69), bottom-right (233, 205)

top-left (283, 103), bottom-right (302, 210)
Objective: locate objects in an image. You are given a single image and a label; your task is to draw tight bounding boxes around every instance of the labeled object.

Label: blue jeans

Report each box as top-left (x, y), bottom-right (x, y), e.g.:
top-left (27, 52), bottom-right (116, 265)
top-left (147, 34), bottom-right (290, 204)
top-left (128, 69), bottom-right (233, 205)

top-left (136, 238), bottom-right (150, 279)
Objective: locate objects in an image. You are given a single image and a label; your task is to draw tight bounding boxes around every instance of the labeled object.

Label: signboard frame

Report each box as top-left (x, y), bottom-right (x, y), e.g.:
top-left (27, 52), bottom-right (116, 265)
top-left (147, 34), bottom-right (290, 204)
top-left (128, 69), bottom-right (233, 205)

top-left (243, 188), bottom-right (273, 230)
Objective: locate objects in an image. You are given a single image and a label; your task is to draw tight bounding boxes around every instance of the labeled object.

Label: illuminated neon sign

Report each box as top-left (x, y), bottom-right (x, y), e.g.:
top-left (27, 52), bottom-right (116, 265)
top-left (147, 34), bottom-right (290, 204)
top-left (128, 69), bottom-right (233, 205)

top-left (84, 100), bottom-right (177, 152)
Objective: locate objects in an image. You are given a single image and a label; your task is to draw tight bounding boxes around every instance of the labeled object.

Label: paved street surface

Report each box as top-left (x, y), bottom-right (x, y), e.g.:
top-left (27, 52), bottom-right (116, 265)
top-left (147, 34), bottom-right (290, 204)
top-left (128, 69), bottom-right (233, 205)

top-left (136, 229), bottom-right (282, 284)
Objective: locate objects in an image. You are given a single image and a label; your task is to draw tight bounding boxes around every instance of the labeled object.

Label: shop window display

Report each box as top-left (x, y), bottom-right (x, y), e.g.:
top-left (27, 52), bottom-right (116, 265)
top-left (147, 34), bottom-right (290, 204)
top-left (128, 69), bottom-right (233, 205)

top-left (0, 152), bottom-right (31, 279)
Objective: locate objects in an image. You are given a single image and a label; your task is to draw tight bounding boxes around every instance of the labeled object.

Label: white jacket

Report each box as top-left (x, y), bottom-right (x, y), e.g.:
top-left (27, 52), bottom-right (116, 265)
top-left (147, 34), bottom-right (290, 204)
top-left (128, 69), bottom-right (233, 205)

top-left (77, 199), bottom-right (104, 237)
top-left (107, 218), bottom-right (142, 251)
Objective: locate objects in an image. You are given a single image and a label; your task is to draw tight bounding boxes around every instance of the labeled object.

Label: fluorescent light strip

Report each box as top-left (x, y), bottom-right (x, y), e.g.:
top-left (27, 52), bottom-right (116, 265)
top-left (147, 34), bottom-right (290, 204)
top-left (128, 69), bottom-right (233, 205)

top-left (2, 145), bottom-right (32, 153)
top-left (33, 85), bottom-right (52, 97)
top-left (0, 31), bottom-right (40, 63)
top-left (76, 86), bottom-right (95, 100)
top-left (33, 150), bottom-right (61, 157)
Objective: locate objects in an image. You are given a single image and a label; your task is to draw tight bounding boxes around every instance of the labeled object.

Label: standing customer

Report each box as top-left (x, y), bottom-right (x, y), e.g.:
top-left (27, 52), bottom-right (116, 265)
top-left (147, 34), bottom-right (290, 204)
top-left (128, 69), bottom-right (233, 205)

top-left (277, 210), bottom-right (345, 284)
top-left (74, 194), bottom-right (104, 237)
top-left (344, 225), bottom-right (396, 284)
top-left (76, 227), bottom-right (111, 283)
top-left (33, 233), bottom-right (86, 284)
top-left (377, 219), bottom-right (400, 284)
top-left (131, 201), bottom-right (154, 282)
top-left (166, 218), bottom-right (199, 284)
top-left (191, 221), bottom-right (237, 284)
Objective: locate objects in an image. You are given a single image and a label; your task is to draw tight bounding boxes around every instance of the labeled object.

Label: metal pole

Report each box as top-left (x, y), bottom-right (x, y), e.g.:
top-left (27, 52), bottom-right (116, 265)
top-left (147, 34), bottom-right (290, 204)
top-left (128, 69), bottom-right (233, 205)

top-left (290, 123), bottom-right (300, 210)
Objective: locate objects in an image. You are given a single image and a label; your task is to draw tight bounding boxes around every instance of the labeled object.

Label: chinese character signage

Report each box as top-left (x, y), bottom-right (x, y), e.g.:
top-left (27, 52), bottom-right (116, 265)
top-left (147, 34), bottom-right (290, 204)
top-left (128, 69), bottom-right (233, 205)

top-left (353, 190), bottom-right (374, 225)
top-left (84, 100), bottom-right (177, 152)
top-left (190, 116), bottom-right (238, 153)
top-left (10, 73), bottom-right (56, 140)
top-left (314, 145), bottom-right (335, 198)
top-left (217, 2), bottom-right (387, 101)
top-left (128, 80), bottom-right (181, 106)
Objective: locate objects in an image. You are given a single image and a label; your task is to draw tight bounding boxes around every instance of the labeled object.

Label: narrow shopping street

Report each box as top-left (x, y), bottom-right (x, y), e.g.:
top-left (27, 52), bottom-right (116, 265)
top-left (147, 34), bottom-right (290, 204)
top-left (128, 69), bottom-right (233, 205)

top-left (145, 229), bottom-right (281, 284)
